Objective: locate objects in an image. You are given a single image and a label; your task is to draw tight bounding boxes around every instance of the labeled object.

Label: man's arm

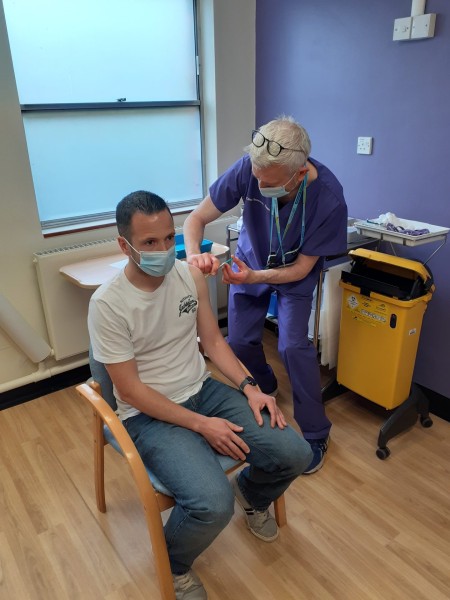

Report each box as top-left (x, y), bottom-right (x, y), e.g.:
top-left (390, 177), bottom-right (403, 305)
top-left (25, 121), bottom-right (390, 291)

top-left (222, 253), bottom-right (319, 286)
top-left (183, 196), bottom-right (223, 275)
top-left (106, 358), bottom-right (204, 427)
top-left (191, 265), bottom-right (286, 430)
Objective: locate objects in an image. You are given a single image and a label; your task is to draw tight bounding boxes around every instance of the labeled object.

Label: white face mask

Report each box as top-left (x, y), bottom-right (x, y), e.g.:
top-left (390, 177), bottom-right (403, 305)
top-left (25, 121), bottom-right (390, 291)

top-left (258, 171), bottom-right (298, 198)
top-left (125, 239), bottom-right (176, 276)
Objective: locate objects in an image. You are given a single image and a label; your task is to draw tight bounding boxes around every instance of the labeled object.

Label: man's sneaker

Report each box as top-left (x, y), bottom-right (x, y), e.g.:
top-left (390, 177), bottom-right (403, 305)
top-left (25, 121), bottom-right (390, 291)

top-left (172, 569), bottom-right (207, 600)
top-left (303, 436), bottom-right (330, 474)
top-left (230, 472), bottom-right (279, 542)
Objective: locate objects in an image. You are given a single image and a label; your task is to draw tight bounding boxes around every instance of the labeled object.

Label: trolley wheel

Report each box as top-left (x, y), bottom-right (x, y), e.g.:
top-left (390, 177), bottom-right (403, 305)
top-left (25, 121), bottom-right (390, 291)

top-left (376, 447), bottom-right (391, 460)
top-left (420, 416), bottom-right (433, 428)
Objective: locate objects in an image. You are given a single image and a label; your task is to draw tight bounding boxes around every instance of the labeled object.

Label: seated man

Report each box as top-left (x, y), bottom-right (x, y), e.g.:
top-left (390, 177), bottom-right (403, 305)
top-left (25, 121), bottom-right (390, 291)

top-left (88, 190), bottom-right (312, 600)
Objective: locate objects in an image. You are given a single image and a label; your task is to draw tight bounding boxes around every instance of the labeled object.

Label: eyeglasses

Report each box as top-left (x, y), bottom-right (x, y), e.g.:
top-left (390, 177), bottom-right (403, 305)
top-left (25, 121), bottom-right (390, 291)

top-left (252, 130), bottom-right (304, 158)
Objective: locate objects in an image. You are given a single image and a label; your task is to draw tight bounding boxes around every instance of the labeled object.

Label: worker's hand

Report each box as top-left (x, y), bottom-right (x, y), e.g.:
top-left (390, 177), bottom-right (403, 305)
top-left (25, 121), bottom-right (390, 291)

top-left (198, 417), bottom-right (250, 460)
top-left (187, 252), bottom-right (220, 276)
top-left (246, 391), bottom-right (287, 429)
top-left (222, 256), bottom-right (259, 285)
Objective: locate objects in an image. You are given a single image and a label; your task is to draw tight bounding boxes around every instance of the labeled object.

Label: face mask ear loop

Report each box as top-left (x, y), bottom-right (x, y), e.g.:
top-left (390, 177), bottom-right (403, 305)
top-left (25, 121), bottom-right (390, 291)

top-left (123, 237), bottom-right (142, 269)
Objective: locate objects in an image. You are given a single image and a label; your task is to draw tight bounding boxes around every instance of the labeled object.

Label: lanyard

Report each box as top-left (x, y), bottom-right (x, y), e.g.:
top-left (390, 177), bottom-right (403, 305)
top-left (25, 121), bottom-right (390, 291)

top-left (268, 173), bottom-right (308, 266)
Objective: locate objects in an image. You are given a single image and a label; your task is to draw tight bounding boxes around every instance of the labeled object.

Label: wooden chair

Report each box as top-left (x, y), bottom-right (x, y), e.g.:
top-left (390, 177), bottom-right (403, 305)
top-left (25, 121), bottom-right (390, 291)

top-left (76, 355), bottom-right (287, 600)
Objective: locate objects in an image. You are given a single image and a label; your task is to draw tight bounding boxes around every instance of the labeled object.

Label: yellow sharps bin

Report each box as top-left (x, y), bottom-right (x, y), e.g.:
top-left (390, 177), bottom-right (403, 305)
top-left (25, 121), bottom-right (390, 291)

top-left (337, 249), bottom-right (434, 411)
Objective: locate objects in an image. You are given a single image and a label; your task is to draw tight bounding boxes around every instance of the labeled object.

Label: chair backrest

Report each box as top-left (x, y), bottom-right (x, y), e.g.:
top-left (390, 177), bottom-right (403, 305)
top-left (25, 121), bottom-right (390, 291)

top-left (89, 346), bottom-right (117, 410)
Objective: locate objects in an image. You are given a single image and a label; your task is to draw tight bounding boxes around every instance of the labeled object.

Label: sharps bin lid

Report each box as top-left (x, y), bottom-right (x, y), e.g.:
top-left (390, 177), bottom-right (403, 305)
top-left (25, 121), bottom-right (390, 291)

top-left (342, 248), bottom-right (434, 300)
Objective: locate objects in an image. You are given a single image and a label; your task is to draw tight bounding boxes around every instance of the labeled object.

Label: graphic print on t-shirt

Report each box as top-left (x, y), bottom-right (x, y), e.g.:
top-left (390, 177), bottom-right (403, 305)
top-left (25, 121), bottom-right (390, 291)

top-left (179, 295), bottom-right (198, 317)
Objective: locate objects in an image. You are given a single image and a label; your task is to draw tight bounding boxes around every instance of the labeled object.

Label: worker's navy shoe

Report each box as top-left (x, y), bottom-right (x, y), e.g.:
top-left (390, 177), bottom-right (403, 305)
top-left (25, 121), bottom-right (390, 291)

top-left (265, 385), bottom-right (279, 397)
top-left (260, 376), bottom-right (279, 397)
top-left (303, 435), bottom-right (330, 474)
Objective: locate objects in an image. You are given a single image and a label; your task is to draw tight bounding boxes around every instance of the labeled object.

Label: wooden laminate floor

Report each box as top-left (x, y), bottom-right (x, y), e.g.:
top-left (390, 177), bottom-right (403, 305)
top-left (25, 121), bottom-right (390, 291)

top-left (0, 330), bottom-right (449, 599)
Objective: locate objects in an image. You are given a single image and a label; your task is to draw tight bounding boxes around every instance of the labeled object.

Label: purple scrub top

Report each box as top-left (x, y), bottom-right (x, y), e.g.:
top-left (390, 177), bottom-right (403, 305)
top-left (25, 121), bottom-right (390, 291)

top-left (209, 155), bottom-right (347, 292)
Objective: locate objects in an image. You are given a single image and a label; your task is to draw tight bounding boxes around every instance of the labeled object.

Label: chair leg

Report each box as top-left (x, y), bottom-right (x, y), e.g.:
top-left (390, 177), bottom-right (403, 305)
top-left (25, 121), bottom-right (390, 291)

top-left (136, 492), bottom-right (176, 599)
top-left (147, 521), bottom-right (176, 600)
top-left (274, 495), bottom-right (287, 527)
top-left (93, 412), bottom-right (106, 513)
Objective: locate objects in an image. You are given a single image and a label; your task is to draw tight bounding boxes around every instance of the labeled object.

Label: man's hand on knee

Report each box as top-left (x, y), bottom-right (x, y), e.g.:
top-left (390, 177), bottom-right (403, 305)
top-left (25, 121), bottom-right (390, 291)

top-left (197, 417), bottom-right (250, 460)
top-left (247, 392), bottom-right (287, 429)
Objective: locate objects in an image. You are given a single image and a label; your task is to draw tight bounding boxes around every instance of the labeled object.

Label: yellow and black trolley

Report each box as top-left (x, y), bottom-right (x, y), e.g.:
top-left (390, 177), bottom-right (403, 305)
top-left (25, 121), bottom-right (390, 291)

top-left (337, 248), bottom-right (434, 459)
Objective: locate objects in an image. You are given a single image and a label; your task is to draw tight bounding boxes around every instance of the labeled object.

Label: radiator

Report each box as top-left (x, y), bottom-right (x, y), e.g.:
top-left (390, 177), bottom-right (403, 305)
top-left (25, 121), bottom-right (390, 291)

top-left (34, 238), bottom-right (119, 360)
top-left (33, 216), bottom-right (238, 361)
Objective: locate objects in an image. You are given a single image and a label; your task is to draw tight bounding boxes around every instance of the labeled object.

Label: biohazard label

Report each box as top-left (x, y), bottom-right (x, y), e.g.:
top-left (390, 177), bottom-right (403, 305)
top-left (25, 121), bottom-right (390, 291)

top-left (347, 294), bottom-right (359, 309)
top-left (345, 293), bottom-right (387, 327)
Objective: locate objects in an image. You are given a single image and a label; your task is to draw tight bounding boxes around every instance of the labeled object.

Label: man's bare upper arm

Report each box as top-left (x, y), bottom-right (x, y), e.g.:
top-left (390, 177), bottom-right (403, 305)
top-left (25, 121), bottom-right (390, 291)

top-left (105, 358), bottom-right (141, 401)
top-left (188, 265), bottom-right (221, 340)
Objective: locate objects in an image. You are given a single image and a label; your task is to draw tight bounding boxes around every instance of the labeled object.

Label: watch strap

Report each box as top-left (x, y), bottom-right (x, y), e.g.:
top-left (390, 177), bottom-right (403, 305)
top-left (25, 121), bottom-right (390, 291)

top-left (239, 376), bottom-right (257, 393)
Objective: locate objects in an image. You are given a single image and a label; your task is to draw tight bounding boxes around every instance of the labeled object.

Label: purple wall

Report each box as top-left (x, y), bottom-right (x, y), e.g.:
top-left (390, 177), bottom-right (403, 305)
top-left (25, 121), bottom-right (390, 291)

top-left (256, 0), bottom-right (450, 398)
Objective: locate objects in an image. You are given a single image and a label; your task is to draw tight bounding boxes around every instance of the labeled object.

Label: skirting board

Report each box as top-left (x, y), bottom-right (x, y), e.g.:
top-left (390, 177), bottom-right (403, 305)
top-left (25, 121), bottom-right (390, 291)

top-left (0, 366), bottom-right (448, 423)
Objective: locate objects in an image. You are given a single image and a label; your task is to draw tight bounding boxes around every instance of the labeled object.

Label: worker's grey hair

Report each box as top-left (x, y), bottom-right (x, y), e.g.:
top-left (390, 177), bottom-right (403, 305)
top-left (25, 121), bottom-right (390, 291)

top-left (245, 115), bottom-right (311, 171)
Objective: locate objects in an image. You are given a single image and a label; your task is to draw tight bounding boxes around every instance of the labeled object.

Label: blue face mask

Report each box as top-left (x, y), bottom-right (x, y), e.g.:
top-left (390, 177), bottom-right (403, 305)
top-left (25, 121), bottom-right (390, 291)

top-left (259, 171), bottom-right (298, 198)
top-left (125, 240), bottom-right (176, 277)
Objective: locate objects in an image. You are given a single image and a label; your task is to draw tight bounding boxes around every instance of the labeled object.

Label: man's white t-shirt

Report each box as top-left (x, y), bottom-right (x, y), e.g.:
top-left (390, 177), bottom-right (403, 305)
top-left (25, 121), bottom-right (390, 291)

top-left (88, 260), bottom-right (209, 420)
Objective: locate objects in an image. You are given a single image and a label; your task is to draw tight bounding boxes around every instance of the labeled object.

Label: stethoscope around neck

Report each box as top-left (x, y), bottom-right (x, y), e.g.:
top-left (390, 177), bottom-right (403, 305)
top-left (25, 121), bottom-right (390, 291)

top-left (267, 173), bottom-right (308, 269)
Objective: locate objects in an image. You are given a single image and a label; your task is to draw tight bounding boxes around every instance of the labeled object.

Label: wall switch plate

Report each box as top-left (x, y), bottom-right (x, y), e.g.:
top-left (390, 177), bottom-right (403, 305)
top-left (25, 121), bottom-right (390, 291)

top-left (357, 136), bottom-right (373, 155)
top-left (393, 17), bottom-right (412, 41)
top-left (411, 13), bottom-right (436, 39)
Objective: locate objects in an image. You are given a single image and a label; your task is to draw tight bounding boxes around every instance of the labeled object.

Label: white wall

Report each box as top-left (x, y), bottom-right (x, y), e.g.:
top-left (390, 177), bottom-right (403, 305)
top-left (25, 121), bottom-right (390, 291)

top-left (201, 0), bottom-right (256, 180)
top-left (0, 0), bottom-right (255, 390)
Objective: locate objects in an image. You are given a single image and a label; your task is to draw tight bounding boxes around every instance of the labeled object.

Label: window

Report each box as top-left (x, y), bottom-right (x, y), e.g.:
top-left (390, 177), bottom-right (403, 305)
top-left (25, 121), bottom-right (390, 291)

top-left (3, 0), bottom-right (203, 231)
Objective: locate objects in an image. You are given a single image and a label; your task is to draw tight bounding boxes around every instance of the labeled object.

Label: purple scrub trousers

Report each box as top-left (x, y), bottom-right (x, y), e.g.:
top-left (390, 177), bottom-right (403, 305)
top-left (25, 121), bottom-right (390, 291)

top-left (227, 281), bottom-right (332, 441)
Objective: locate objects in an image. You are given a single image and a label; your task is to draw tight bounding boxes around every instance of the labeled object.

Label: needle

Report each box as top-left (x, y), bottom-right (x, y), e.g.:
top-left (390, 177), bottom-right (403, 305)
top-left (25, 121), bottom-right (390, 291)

top-left (205, 257), bottom-right (233, 277)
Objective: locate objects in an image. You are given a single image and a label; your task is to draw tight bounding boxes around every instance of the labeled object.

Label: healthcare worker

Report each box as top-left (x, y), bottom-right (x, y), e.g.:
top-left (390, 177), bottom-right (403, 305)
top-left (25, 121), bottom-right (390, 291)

top-left (184, 116), bottom-right (348, 473)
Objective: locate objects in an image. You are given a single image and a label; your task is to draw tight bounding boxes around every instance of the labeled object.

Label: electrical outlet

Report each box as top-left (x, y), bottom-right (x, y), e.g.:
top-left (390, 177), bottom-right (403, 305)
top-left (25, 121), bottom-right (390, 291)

top-left (357, 136), bottom-right (373, 155)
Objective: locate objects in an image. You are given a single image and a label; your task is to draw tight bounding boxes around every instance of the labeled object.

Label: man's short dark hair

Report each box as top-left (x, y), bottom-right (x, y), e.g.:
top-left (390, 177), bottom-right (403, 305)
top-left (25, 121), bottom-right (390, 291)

top-left (116, 190), bottom-right (172, 239)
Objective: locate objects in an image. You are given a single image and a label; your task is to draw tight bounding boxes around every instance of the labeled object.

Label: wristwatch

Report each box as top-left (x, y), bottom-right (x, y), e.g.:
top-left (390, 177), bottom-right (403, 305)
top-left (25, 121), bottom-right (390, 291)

top-left (239, 376), bottom-right (258, 393)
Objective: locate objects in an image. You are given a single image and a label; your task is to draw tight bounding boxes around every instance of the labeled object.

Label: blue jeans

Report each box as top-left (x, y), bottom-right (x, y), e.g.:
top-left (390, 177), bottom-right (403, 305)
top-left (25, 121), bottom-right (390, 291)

top-left (123, 377), bottom-right (312, 574)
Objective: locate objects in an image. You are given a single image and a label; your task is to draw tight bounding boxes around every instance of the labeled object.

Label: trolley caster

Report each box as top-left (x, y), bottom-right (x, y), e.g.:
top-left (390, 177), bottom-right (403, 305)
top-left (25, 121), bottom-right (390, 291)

top-left (376, 446), bottom-right (391, 460)
top-left (420, 416), bottom-right (433, 428)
